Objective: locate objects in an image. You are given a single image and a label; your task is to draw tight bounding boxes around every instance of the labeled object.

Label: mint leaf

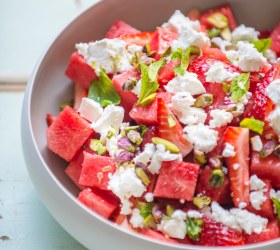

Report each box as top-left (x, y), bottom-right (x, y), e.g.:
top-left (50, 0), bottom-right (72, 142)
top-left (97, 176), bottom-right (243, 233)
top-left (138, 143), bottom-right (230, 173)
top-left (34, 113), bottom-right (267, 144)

top-left (230, 73), bottom-right (250, 102)
top-left (88, 71), bottom-right (120, 107)
top-left (172, 48), bottom-right (191, 76)
top-left (186, 218), bottom-right (203, 241)
top-left (272, 198), bottom-right (280, 221)
top-left (240, 117), bottom-right (265, 134)
top-left (251, 38), bottom-right (272, 54)
top-left (148, 59), bottom-right (165, 82)
top-left (140, 203), bottom-right (153, 219)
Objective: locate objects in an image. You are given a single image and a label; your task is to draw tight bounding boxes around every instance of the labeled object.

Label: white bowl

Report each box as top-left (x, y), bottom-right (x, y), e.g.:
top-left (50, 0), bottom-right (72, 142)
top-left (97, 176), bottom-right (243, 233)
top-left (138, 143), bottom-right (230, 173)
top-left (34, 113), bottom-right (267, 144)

top-left (21, 0), bottom-right (280, 249)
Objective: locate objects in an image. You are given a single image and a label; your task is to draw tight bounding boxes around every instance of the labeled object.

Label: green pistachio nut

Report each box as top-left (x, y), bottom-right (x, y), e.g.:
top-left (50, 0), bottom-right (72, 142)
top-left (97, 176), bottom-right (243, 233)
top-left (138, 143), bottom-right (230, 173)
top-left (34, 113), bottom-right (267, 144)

top-left (135, 167), bottom-right (150, 186)
top-left (207, 13), bottom-right (228, 29)
top-left (193, 94), bottom-right (213, 108)
top-left (209, 169), bottom-right (225, 187)
top-left (151, 137), bottom-right (180, 153)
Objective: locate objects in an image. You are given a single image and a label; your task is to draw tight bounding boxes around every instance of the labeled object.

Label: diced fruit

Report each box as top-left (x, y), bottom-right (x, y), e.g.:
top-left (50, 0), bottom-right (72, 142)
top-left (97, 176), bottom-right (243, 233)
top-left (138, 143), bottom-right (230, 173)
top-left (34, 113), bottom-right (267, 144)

top-left (244, 220), bottom-right (280, 244)
top-left (105, 20), bottom-right (140, 39)
top-left (224, 127), bottom-right (250, 207)
top-left (46, 106), bottom-right (94, 162)
top-left (129, 92), bottom-right (173, 126)
top-left (250, 152), bottom-right (280, 189)
top-left (78, 188), bottom-right (119, 219)
top-left (79, 152), bottom-right (116, 190)
top-left (46, 114), bottom-right (56, 127)
top-left (112, 70), bottom-right (139, 121)
top-left (154, 161), bottom-right (199, 201)
top-left (196, 166), bottom-right (232, 204)
top-left (259, 29), bottom-right (272, 39)
top-left (65, 52), bottom-right (97, 89)
top-left (198, 216), bottom-right (244, 246)
top-left (120, 32), bottom-right (154, 46)
top-left (140, 228), bottom-right (178, 243)
top-left (73, 82), bottom-right (87, 110)
top-left (141, 126), bottom-right (158, 150)
top-left (158, 59), bottom-right (180, 88)
top-left (247, 179), bottom-right (275, 220)
top-left (157, 98), bottom-right (193, 157)
top-left (270, 22), bottom-right (280, 56)
top-left (149, 27), bottom-right (178, 59)
top-left (200, 4), bottom-right (238, 31)
top-left (202, 47), bottom-right (227, 61)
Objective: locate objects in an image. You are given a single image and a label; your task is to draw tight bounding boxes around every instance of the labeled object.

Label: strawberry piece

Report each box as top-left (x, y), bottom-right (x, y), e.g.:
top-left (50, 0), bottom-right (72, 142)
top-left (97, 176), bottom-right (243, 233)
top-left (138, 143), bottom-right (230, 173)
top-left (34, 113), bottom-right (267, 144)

top-left (200, 4), bottom-right (238, 31)
top-left (65, 52), bottom-right (97, 89)
top-left (202, 47), bottom-right (228, 61)
top-left (149, 27), bottom-right (178, 60)
top-left (141, 126), bottom-right (158, 150)
top-left (157, 98), bottom-right (193, 157)
top-left (224, 127), bottom-right (250, 207)
top-left (105, 20), bottom-right (140, 39)
top-left (196, 166), bottom-right (232, 205)
top-left (270, 22), bottom-right (280, 56)
top-left (247, 179), bottom-right (275, 220)
top-left (259, 29), bottom-right (272, 39)
top-left (244, 220), bottom-right (279, 244)
top-left (154, 161), bottom-right (200, 201)
top-left (73, 82), bottom-right (87, 110)
top-left (250, 152), bottom-right (280, 189)
top-left (120, 31), bottom-right (154, 46)
top-left (46, 114), bottom-right (56, 127)
top-left (158, 59), bottom-right (180, 88)
top-left (198, 216), bottom-right (244, 246)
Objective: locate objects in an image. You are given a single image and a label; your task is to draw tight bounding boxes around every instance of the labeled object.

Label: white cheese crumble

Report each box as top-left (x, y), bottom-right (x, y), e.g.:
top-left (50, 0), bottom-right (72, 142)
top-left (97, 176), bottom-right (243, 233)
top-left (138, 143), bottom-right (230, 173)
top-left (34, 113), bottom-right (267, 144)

top-left (130, 208), bottom-right (144, 228)
top-left (76, 38), bottom-right (133, 75)
top-left (165, 72), bottom-right (206, 95)
top-left (250, 175), bottom-right (266, 191)
top-left (266, 79), bottom-right (280, 105)
top-left (233, 163), bottom-right (240, 170)
top-left (270, 189), bottom-right (280, 201)
top-left (133, 143), bottom-right (156, 166)
top-left (250, 190), bottom-right (267, 210)
top-left (106, 134), bottom-right (121, 158)
top-left (211, 202), bottom-right (268, 235)
top-left (265, 49), bottom-right (277, 64)
top-left (209, 109), bottom-right (233, 128)
top-left (184, 124), bottom-right (218, 153)
top-left (187, 210), bottom-right (203, 219)
top-left (211, 37), bottom-right (232, 52)
top-left (78, 97), bottom-right (103, 123)
top-left (231, 24), bottom-right (259, 43)
top-left (108, 166), bottom-right (146, 215)
top-left (250, 135), bottom-right (263, 152)
top-left (236, 41), bottom-right (267, 72)
top-left (222, 143), bottom-right (236, 157)
top-left (238, 202), bottom-right (247, 209)
top-left (144, 192), bottom-right (154, 202)
top-left (131, 79), bottom-right (142, 97)
top-left (205, 62), bottom-right (239, 83)
top-left (269, 105), bottom-right (280, 135)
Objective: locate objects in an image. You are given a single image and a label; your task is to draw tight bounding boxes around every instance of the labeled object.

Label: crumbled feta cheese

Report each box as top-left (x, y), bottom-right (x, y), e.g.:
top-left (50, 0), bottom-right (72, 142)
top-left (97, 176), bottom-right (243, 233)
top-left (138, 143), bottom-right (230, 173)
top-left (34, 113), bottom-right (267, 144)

top-left (233, 164), bottom-right (240, 170)
top-left (108, 166), bottom-right (146, 215)
top-left (209, 109), bottom-right (233, 128)
top-left (76, 38), bottom-right (133, 75)
top-left (222, 167), bottom-right (228, 175)
top-left (265, 49), bottom-right (277, 64)
top-left (179, 199), bottom-right (185, 204)
top-left (144, 192), bottom-right (154, 202)
top-left (222, 143), bottom-right (236, 157)
top-left (236, 41), bottom-right (267, 72)
top-left (269, 105), bottom-right (280, 135)
top-left (238, 202), bottom-right (247, 209)
top-left (250, 190), bottom-right (267, 210)
top-left (133, 143), bottom-right (155, 166)
top-left (179, 107), bottom-right (207, 126)
top-left (184, 124), bottom-right (218, 153)
top-left (171, 92), bottom-right (195, 109)
top-left (211, 202), bottom-right (268, 235)
top-left (127, 44), bottom-right (143, 54)
top-left (270, 189), bottom-right (280, 201)
top-left (250, 175), bottom-right (266, 191)
top-left (106, 134), bottom-right (121, 158)
top-left (131, 79), bottom-right (142, 97)
top-left (78, 98), bottom-right (103, 123)
top-left (238, 91), bottom-right (252, 105)
top-left (187, 210), bottom-right (203, 219)
top-left (130, 208), bottom-right (144, 228)
top-left (165, 72), bottom-right (206, 95)
top-left (205, 62), bottom-right (239, 83)
top-left (266, 79), bottom-right (280, 104)
top-left (225, 50), bottom-right (239, 64)
top-left (250, 135), bottom-right (263, 152)
top-left (231, 24), bottom-right (259, 42)
top-left (211, 37), bottom-right (232, 52)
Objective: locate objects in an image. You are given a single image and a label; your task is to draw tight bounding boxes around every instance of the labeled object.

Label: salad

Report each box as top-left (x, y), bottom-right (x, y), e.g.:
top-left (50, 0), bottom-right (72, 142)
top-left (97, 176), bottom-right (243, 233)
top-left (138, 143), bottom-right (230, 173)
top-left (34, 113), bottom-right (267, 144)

top-left (46, 4), bottom-right (280, 247)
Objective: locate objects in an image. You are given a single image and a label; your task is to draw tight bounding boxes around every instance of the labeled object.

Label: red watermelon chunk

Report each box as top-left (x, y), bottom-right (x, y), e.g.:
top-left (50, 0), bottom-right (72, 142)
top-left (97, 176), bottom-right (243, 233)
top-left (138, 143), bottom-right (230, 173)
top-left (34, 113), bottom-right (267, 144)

top-left (270, 22), bottom-right (280, 56)
top-left (158, 59), bottom-right (180, 88)
top-left (105, 20), bottom-right (140, 39)
top-left (79, 152), bottom-right (116, 190)
top-left (47, 106), bottom-right (94, 162)
top-left (154, 161), bottom-right (200, 201)
top-left (250, 152), bottom-right (280, 189)
top-left (78, 188), bottom-right (119, 219)
top-left (202, 47), bottom-right (228, 61)
top-left (141, 126), bottom-right (158, 150)
top-left (140, 228), bottom-right (179, 243)
top-left (65, 52), bottom-right (97, 89)
top-left (120, 32), bottom-right (154, 47)
top-left (196, 166), bottom-right (232, 205)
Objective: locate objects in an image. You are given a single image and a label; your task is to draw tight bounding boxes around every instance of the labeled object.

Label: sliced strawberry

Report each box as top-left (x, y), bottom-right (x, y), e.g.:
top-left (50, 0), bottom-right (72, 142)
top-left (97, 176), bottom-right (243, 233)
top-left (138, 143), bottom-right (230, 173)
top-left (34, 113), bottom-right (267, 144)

top-left (120, 31), bottom-right (154, 47)
top-left (105, 20), bottom-right (140, 39)
top-left (149, 27), bottom-right (178, 60)
top-left (154, 161), bottom-right (200, 201)
top-left (270, 22), bottom-right (280, 56)
top-left (244, 220), bottom-right (279, 244)
top-left (224, 127), bottom-right (250, 207)
top-left (250, 152), bottom-right (280, 189)
top-left (141, 126), bottom-right (158, 150)
top-left (158, 59), bottom-right (180, 88)
top-left (200, 4), bottom-right (238, 31)
top-left (73, 82), bottom-right (87, 110)
top-left (46, 114), bottom-right (56, 127)
top-left (157, 98), bottom-right (193, 157)
top-left (196, 166), bottom-right (232, 205)
top-left (202, 47), bottom-right (228, 61)
top-left (198, 216), bottom-right (244, 246)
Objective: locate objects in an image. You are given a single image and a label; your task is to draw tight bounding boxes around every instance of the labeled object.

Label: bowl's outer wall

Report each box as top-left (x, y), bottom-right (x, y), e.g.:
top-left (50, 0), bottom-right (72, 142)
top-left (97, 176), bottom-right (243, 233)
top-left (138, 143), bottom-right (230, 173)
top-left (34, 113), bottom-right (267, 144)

top-left (22, 0), bottom-right (280, 249)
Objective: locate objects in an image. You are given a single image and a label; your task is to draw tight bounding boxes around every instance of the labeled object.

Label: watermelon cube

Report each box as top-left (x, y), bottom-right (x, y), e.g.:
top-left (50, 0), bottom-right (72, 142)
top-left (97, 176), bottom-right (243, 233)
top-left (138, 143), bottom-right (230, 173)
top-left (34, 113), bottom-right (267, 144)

top-left (141, 126), bottom-right (158, 150)
top-left (154, 161), bottom-right (200, 201)
top-left (78, 188), bottom-right (119, 219)
top-left (46, 106), bottom-right (94, 162)
top-left (158, 59), bottom-right (180, 88)
top-left (79, 152), bottom-right (116, 190)
top-left (270, 22), bottom-right (280, 56)
top-left (65, 52), bottom-right (97, 89)
top-left (105, 20), bottom-right (140, 39)
top-left (140, 228), bottom-right (179, 243)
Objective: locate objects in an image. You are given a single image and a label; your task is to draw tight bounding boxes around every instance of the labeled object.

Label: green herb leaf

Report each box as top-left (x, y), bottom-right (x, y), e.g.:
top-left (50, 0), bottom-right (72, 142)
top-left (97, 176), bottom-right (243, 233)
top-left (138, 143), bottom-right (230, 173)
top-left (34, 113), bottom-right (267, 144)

top-left (172, 48), bottom-right (191, 76)
top-left (230, 73), bottom-right (250, 102)
top-left (272, 198), bottom-right (280, 221)
top-left (59, 100), bottom-right (73, 111)
top-left (251, 38), bottom-right (272, 54)
top-left (140, 203), bottom-right (153, 219)
top-left (240, 117), bottom-right (265, 134)
top-left (88, 71), bottom-right (121, 107)
top-left (148, 58), bottom-right (165, 82)
top-left (186, 218), bottom-right (203, 241)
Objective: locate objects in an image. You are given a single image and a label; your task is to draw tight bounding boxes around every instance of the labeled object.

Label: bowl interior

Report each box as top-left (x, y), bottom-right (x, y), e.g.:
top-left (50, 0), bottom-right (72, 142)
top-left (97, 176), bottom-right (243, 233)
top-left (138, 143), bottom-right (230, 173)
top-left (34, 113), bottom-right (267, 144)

top-left (29, 0), bottom-right (280, 247)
